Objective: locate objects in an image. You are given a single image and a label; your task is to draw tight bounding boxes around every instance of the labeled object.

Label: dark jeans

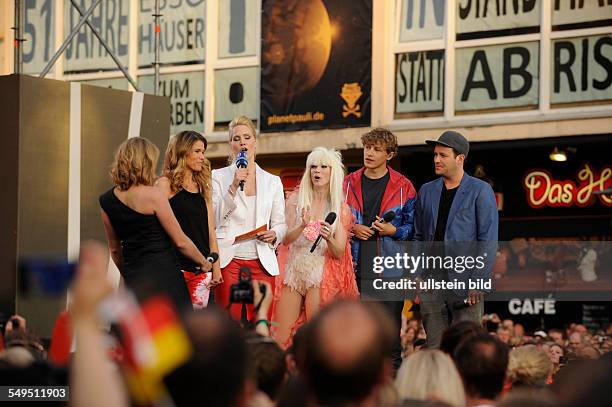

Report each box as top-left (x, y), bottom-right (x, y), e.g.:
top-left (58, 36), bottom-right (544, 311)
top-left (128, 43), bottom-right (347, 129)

top-left (380, 300), bottom-right (404, 373)
top-left (420, 298), bottom-right (484, 349)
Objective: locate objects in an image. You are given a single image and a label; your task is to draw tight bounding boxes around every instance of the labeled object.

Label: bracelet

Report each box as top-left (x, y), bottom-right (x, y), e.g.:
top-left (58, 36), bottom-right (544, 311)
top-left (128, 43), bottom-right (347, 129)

top-left (228, 185), bottom-right (237, 197)
top-left (255, 319), bottom-right (270, 327)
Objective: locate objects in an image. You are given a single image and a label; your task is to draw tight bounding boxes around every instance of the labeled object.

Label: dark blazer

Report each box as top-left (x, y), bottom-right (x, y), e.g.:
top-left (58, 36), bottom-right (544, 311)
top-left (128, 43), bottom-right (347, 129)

top-left (414, 173), bottom-right (498, 242)
top-left (413, 173), bottom-right (498, 287)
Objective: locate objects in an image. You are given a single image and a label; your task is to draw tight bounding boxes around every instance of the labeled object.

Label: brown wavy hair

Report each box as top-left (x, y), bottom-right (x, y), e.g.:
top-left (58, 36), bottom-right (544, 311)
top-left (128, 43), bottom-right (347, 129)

top-left (110, 137), bottom-right (159, 190)
top-left (162, 131), bottom-right (212, 202)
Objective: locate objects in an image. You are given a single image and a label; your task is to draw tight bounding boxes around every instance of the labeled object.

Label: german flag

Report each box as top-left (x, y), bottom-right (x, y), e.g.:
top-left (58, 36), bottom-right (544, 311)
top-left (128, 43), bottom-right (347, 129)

top-left (120, 295), bottom-right (192, 404)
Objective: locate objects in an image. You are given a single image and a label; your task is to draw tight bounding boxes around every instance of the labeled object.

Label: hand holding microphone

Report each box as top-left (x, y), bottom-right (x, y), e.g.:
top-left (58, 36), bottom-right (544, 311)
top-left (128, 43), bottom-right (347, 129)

top-left (370, 211), bottom-right (396, 236)
top-left (310, 212), bottom-right (337, 253)
top-left (195, 252), bottom-right (219, 275)
top-left (235, 149), bottom-right (248, 191)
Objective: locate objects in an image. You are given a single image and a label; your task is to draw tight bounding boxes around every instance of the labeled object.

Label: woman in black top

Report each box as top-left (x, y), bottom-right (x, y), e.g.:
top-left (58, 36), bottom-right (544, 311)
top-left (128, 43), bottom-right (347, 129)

top-left (156, 131), bottom-right (222, 308)
top-left (99, 137), bottom-right (209, 309)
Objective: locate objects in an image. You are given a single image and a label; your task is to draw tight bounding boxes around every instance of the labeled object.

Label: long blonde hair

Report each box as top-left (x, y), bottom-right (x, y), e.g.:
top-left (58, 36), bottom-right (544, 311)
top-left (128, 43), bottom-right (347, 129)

top-left (110, 137), bottom-right (159, 190)
top-left (162, 131), bottom-right (212, 202)
top-left (395, 350), bottom-right (466, 407)
top-left (297, 147), bottom-right (345, 233)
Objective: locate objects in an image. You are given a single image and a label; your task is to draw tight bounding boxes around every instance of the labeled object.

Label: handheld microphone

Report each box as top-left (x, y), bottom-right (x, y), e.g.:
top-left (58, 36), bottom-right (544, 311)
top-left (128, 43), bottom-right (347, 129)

top-left (194, 252), bottom-right (219, 275)
top-left (207, 252), bottom-right (219, 264)
top-left (310, 212), bottom-right (337, 253)
top-left (370, 211), bottom-right (396, 231)
top-left (235, 149), bottom-right (248, 191)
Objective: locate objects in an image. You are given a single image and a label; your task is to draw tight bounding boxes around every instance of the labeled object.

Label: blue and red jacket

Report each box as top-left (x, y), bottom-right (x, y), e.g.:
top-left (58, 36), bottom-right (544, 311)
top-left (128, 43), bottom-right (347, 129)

top-left (343, 167), bottom-right (417, 275)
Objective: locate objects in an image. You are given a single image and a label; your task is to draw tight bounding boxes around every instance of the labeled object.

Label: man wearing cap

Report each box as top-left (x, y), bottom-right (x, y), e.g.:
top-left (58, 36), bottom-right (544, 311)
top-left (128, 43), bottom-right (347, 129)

top-left (414, 130), bottom-right (498, 348)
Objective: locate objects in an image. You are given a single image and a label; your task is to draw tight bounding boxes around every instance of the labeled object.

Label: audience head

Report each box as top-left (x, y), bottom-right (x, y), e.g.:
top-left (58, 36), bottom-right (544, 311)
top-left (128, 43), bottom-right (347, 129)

top-left (548, 343), bottom-right (564, 366)
top-left (502, 319), bottom-right (513, 328)
top-left (454, 334), bottom-right (509, 402)
top-left (246, 333), bottom-right (287, 401)
top-left (110, 137), bottom-right (159, 190)
top-left (165, 309), bottom-right (249, 407)
top-left (577, 345), bottom-right (600, 360)
top-left (439, 320), bottom-right (485, 357)
top-left (2, 330), bottom-right (46, 362)
top-left (395, 350), bottom-right (465, 407)
top-left (285, 324), bottom-right (307, 377)
top-left (507, 345), bottom-right (552, 388)
top-left (547, 328), bottom-right (565, 346)
top-left (497, 326), bottom-right (512, 344)
top-left (302, 300), bottom-right (394, 406)
top-left (551, 356), bottom-right (612, 407)
top-left (568, 332), bottom-right (584, 352)
top-left (513, 324), bottom-right (525, 338)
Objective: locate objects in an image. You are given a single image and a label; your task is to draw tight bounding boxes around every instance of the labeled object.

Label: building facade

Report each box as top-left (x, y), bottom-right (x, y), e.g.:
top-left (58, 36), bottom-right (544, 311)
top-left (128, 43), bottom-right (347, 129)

top-left (0, 0), bottom-right (609, 163)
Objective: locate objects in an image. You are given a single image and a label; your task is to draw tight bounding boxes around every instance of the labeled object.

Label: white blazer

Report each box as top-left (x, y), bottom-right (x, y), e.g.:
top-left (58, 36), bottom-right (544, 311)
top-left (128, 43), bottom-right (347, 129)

top-left (212, 164), bottom-right (287, 275)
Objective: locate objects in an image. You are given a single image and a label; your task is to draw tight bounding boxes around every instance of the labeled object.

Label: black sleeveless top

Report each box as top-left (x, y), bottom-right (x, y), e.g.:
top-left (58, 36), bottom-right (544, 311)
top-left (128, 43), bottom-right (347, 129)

top-left (170, 189), bottom-right (210, 272)
top-left (99, 188), bottom-right (190, 309)
top-left (99, 188), bottom-right (176, 269)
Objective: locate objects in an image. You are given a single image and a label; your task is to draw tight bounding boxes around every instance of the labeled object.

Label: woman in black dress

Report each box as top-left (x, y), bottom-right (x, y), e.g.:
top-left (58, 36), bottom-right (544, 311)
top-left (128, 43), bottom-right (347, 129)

top-left (156, 131), bottom-right (222, 309)
top-left (99, 137), bottom-right (209, 309)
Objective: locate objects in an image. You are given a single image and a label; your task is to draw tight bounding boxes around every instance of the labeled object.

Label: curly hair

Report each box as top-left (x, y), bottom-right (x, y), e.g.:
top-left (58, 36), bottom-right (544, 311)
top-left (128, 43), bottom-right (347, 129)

top-left (162, 131), bottom-right (212, 202)
top-left (361, 128), bottom-right (398, 156)
top-left (110, 137), bottom-right (159, 190)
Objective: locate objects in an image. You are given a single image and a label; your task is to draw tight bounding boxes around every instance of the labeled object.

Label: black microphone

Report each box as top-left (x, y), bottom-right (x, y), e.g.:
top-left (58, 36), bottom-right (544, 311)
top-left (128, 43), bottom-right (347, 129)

top-left (310, 212), bottom-right (337, 253)
top-left (370, 211), bottom-right (396, 231)
top-left (207, 252), bottom-right (219, 264)
top-left (235, 148), bottom-right (248, 191)
top-left (194, 252), bottom-right (219, 275)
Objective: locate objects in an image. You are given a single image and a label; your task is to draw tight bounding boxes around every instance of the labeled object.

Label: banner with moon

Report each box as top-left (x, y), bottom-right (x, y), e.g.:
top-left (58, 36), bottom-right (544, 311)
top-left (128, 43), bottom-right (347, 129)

top-left (260, 0), bottom-right (372, 132)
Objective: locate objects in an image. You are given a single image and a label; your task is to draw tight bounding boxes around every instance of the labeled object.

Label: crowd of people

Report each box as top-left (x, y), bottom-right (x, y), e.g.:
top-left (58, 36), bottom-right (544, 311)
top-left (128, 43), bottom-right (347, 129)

top-left (0, 251), bottom-right (610, 407)
top-left (1, 116), bottom-right (610, 406)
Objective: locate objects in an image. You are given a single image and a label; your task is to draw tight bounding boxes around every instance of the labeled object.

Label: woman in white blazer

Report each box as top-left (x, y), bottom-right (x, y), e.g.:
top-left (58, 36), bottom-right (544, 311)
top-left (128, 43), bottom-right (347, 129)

top-left (212, 115), bottom-right (287, 321)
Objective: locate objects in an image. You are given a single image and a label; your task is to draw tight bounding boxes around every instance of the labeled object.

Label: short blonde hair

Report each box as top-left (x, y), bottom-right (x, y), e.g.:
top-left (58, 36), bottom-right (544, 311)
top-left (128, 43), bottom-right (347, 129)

top-left (395, 350), bottom-right (466, 407)
top-left (110, 137), bottom-right (159, 190)
top-left (228, 116), bottom-right (257, 164)
top-left (507, 345), bottom-right (553, 388)
top-left (228, 115), bottom-right (257, 141)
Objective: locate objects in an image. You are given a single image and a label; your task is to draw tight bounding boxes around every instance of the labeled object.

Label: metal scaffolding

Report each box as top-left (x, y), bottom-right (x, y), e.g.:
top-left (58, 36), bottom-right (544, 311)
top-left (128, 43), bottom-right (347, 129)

top-left (38, 0), bottom-right (139, 91)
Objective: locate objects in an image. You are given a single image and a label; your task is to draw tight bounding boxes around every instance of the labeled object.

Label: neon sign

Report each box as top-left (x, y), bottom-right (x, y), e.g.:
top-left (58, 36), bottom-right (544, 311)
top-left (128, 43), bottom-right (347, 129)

top-left (523, 164), bottom-right (612, 208)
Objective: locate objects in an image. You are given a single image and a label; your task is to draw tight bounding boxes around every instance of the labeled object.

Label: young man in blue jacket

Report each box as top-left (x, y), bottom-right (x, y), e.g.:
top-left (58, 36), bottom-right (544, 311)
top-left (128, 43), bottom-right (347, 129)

top-left (344, 128), bottom-right (417, 369)
top-left (414, 130), bottom-right (499, 348)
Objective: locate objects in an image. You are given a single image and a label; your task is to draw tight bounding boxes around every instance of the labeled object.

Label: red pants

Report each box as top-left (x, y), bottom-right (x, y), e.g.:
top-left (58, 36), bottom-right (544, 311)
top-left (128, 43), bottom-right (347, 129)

top-left (215, 259), bottom-right (275, 322)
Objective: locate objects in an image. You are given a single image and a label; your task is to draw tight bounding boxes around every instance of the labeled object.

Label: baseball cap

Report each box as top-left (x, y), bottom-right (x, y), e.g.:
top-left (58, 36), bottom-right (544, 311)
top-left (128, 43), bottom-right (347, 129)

top-left (426, 130), bottom-right (470, 157)
top-left (534, 330), bottom-right (548, 339)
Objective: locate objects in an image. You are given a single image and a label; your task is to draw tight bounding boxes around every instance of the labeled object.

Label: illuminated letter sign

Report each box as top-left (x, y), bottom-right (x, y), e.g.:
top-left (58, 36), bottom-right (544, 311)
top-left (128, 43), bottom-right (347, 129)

top-left (523, 164), bottom-right (612, 208)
